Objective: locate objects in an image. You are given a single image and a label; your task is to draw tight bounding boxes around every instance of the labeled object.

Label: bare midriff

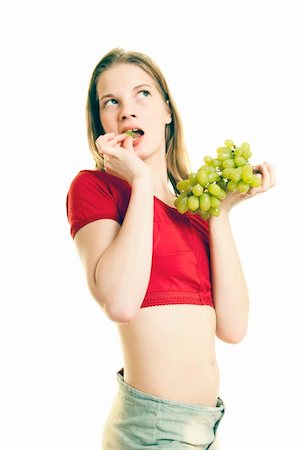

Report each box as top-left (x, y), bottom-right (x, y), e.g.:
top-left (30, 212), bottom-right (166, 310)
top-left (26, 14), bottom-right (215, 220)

top-left (116, 304), bottom-right (220, 407)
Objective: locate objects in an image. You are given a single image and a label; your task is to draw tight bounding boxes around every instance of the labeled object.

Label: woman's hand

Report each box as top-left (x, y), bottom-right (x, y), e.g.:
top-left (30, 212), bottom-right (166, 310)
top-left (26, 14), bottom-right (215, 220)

top-left (219, 161), bottom-right (276, 214)
top-left (95, 132), bottom-right (152, 186)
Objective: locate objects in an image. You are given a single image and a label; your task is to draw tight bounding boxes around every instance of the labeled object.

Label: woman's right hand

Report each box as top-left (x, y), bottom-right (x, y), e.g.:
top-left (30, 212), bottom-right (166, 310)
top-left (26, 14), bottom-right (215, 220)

top-left (95, 132), bottom-right (152, 186)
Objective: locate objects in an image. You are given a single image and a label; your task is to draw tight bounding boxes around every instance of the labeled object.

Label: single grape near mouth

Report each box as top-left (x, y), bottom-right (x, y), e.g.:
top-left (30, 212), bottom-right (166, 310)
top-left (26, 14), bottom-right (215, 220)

top-left (125, 130), bottom-right (138, 137)
top-left (125, 129), bottom-right (144, 138)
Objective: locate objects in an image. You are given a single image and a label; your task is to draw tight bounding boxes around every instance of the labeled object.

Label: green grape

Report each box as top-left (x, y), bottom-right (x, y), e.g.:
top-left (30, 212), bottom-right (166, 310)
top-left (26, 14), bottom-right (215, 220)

top-left (201, 165), bottom-right (213, 174)
top-left (230, 167), bottom-right (243, 182)
top-left (192, 183), bottom-right (204, 196)
top-left (175, 195), bottom-right (189, 213)
top-left (125, 130), bottom-right (138, 137)
top-left (208, 171), bottom-right (220, 183)
top-left (237, 180), bottom-right (250, 193)
top-left (176, 179), bottom-right (193, 192)
top-left (209, 165), bottom-right (218, 173)
top-left (210, 196), bottom-right (220, 208)
top-left (215, 188), bottom-right (227, 200)
top-left (222, 158), bottom-right (236, 169)
top-left (196, 169), bottom-right (210, 187)
top-left (198, 210), bottom-right (211, 220)
top-left (240, 142), bottom-right (252, 159)
top-left (204, 156), bottom-right (213, 166)
top-left (224, 139), bottom-right (235, 149)
top-left (244, 149), bottom-right (252, 159)
top-left (234, 156), bottom-right (247, 167)
top-left (218, 150), bottom-right (233, 161)
top-left (242, 164), bottom-right (253, 174)
top-left (200, 193), bottom-right (211, 211)
top-left (188, 172), bottom-right (198, 184)
top-left (188, 195), bottom-right (200, 211)
top-left (208, 183), bottom-right (221, 196)
top-left (209, 207), bottom-right (220, 217)
top-left (234, 147), bottom-right (243, 157)
top-left (250, 175), bottom-right (262, 188)
top-left (241, 168), bottom-right (254, 184)
top-left (227, 180), bottom-right (238, 192)
top-left (241, 142), bottom-right (250, 150)
top-left (211, 158), bottom-right (222, 169)
top-left (216, 146), bottom-right (228, 154)
top-left (222, 168), bottom-right (234, 179)
top-left (174, 191), bottom-right (188, 207)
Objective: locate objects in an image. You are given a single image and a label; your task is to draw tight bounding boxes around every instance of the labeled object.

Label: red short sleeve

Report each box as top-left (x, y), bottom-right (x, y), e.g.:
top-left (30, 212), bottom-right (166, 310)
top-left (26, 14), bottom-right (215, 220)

top-left (66, 170), bottom-right (122, 239)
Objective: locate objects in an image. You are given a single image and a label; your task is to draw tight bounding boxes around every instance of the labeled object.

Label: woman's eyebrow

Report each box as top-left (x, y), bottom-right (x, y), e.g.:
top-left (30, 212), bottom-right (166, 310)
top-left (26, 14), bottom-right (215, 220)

top-left (100, 84), bottom-right (152, 102)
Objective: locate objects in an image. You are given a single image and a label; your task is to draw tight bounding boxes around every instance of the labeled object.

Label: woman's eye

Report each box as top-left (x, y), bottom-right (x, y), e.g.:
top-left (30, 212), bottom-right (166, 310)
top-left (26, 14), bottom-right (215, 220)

top-left (138, 90), bottom-right (151, 98)
top-left (103, 90), bottom-right (151, 107)
top-left (104, 98), bottom-right (117, 107)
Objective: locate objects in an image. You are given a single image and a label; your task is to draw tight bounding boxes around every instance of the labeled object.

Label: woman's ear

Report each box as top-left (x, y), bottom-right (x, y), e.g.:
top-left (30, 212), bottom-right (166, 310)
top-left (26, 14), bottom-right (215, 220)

top-left (165, 100), bottom-right (172, 124)
top-left (166, 115), bottom-right (172, 125)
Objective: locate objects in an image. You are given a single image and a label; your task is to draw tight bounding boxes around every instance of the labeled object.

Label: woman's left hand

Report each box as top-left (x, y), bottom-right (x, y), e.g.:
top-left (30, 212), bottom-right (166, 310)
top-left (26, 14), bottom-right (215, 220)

top-left (220, 161), bottom-right (276, 213)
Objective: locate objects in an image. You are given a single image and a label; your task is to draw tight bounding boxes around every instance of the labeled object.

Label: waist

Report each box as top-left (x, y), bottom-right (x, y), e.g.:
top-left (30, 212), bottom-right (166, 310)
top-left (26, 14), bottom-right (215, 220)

top-left (122, 357), bottom-right (220, 407)
top-left (117, 305), bottom-right (218, 405)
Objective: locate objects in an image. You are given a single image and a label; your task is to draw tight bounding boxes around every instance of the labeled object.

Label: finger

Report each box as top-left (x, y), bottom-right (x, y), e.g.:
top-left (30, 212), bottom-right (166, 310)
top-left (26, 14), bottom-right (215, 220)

top-left (259, 163), bottom-right (271, 192)
top-left (103, 154), bottom-right (110, 166)
top-left (103, 154), bottom-right (110, 172)
top-left (109, 133), bottom-right (128, 145)
top-left (95, 134), bottom-right (109, 151)
top-left (263, 161), bottom-right (276, 187)
top-left (101, 133), bottom-right (129, 151)
top-left (96, 132), bottom-right (115, 143)
top-left (252, 164), bottom-right (263, 174)
top-left (95, 143), bottom-right (115, 157)
top-left (122, 135), bottom-right (134, 151)
top-left (95, 134), bottom-right (123, 156)
top-left (251, 162), bottom-right (269, 191)
top-left (95, 132), bottom-right (118, 148)
top-left (103, 132), bottom-right (115, 138)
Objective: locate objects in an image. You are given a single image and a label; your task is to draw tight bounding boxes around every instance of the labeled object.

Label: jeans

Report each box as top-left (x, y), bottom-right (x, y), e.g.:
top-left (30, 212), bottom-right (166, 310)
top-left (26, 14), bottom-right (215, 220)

top-left (102, 367), bottom-right (225, 449)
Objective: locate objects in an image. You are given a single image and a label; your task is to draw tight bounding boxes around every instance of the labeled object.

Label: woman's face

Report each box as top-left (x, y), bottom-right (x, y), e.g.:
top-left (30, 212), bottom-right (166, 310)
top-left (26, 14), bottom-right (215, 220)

top-left (96, 63), bottom-right (172, 156)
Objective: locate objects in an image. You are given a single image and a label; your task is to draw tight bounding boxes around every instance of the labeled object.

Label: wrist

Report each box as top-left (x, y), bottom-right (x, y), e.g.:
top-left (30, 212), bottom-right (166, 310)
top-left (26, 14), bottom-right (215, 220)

top-left (131, 175), bottom-right (153, 190)
top-left (209, 208), bottom-right (230, 224)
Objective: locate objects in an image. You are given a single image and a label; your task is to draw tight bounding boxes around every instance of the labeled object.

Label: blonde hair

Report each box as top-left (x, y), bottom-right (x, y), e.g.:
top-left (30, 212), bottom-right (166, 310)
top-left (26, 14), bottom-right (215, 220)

top-left (86, 48), bottom-right (191, 195)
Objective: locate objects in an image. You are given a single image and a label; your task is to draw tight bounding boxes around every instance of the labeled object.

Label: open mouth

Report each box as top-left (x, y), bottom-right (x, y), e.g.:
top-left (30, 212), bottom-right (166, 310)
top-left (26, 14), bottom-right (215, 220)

top-left (125, 129), bottom-right (145, 146)
top-left (125, 128), bottom-right (145, 139)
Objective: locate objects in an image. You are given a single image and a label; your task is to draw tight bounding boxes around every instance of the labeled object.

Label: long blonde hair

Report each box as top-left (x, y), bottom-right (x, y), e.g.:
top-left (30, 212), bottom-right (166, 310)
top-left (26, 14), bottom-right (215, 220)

top-left (86, 48), bottom-right (191, 195)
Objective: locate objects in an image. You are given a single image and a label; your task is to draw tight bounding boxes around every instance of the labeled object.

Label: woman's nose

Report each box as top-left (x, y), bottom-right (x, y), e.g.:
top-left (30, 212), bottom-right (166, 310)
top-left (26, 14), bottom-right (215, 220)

top-left (121, 113), bottom-right (136, 120)
top-left (119, 101), bottom-right (137, 120)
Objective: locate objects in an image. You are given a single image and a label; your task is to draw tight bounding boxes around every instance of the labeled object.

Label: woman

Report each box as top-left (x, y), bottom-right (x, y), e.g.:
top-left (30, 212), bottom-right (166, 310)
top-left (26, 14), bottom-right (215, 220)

top-left (66, 48), bottom-right (276, 449)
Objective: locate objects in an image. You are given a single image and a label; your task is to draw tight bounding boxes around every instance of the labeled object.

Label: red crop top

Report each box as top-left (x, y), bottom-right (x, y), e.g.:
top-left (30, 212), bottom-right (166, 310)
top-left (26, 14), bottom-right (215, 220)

top-left (66, 170), bottom-right (214, 309)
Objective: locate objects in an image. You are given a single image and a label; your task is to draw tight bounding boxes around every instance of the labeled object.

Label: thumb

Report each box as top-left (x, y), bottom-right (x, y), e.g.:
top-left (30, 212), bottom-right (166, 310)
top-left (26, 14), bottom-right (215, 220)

top-left (122, 136), bottom-right (134, 151)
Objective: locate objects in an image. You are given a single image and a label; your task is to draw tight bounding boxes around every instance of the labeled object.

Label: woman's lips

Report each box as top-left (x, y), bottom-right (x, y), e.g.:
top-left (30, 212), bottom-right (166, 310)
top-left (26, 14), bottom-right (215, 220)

top-left (132, 134), bottom-right (144, 146)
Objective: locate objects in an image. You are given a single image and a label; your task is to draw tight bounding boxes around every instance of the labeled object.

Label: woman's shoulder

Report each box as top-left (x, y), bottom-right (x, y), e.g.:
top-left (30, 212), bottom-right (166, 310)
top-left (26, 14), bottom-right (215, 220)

top-left (67, 169), bottom-right (131, 217)
top-left (71, 168), bottom-right (116, 183)
top-left (69, 169), bottom-right (130, 193)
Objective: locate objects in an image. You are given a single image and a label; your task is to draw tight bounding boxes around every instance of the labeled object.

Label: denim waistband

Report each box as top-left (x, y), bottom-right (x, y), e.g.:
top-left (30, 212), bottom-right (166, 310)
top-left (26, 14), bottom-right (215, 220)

top-left (116, 367), bottom-right (225, 413)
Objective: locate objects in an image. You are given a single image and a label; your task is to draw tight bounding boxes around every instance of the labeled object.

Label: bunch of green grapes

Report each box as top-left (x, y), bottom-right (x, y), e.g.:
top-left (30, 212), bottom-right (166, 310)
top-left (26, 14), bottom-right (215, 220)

top-left (174, 139), bottom-right (262, 220)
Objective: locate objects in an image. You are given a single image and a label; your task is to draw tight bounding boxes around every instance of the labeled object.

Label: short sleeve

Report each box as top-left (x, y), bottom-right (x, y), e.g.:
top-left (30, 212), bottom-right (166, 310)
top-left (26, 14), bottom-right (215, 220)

top-left (66, 170), bottom-right (122, 239)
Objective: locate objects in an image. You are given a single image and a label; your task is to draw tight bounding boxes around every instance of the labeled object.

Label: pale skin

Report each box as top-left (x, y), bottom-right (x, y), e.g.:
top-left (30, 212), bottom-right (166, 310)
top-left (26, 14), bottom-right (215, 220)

top-left (74, 62), bottom-right (276, 407)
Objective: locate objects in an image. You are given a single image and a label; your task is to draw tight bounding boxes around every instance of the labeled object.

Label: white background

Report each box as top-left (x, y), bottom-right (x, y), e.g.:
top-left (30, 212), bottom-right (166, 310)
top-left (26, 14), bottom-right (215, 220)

top-left (1, 0), bottom-right (298, 449)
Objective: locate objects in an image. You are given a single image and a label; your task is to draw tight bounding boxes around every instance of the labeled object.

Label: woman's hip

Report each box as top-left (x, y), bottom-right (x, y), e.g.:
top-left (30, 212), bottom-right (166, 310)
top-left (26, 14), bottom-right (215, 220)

top-left (102, 367), bottom-right (225, 450)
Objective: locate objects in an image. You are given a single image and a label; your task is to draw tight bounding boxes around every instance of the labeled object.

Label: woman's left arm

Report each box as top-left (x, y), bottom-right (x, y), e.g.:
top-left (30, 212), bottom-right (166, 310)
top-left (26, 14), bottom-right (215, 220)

top-left (209, 161), bottom-right (276, 344)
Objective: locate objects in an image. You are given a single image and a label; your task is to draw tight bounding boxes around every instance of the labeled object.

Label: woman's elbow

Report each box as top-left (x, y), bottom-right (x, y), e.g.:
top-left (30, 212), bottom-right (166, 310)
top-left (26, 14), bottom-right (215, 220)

top-left (216, 326), bottom-right (248, 344)
top-left (103, 298), bottom-right (137, 324)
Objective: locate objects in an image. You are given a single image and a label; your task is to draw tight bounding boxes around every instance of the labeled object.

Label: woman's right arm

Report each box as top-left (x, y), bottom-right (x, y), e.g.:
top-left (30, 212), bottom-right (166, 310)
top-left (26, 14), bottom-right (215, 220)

top-left (74, 177), bottom-right (154, 324)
